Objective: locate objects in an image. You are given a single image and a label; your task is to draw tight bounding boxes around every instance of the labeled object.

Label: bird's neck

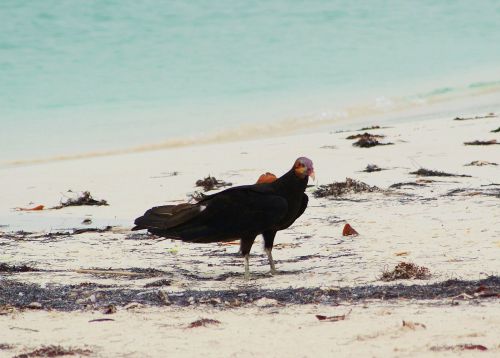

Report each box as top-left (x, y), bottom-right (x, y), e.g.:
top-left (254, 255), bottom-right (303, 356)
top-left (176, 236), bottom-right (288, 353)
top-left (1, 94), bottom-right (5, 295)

top-left (273, 169), bottom-right (308, 195)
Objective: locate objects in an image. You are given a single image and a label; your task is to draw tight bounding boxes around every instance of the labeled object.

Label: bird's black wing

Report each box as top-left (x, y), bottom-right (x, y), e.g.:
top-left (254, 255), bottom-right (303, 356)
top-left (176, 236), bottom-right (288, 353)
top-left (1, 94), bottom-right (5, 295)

top-left (134, 187), bottom-right (289, 243)
top-left (278, 193), bottom-right (308, 230)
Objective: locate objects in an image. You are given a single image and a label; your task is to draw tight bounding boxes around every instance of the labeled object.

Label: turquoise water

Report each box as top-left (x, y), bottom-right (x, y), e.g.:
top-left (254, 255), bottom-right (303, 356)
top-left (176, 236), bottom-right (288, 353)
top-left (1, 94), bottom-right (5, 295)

top-left (1, 0), bottom-right (500, 162)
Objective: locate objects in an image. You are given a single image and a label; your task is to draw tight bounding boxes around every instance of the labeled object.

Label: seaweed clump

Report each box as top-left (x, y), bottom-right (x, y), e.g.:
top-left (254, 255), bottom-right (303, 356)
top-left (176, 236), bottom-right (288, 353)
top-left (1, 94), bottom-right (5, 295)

top-left (313, 178), bottom-right (380, 198)
top-left (12, 345), bottom-right (92, 358)
top-left (0, 263), bottom-right (38, 273)
top-left (464, 139), bottom-right (498, 146)
top-left (410, 168), bottom-right (471, 177)
top-left (380, 262), bottom-right (431, 281)
top-left (195, 176), bottom-right (232, 192)
top-left (53, 191), bottom-right (108, 209)
top-left (346, 132), bottom-right (393, 148)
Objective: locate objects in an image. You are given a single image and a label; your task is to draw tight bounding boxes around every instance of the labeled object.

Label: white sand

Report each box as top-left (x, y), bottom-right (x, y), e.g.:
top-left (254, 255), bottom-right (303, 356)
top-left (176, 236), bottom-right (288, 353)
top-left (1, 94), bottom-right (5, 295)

top-left (1, 105), bottom-right (499, 357)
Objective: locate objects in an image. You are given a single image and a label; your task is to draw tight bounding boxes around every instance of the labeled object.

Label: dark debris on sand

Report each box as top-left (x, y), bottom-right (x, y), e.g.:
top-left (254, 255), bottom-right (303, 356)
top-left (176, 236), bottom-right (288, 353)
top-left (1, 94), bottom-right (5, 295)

top-left (346, 132), bottom-right (393, 148)
top-left (313, 178), bottom-right (380, 198)
top-left (410, 168), bottom-right (471, 177)
top-left (389, 182), bottom-right (427, 189)
top-left (464, 139), bottom-right (498, 146)
top-left (491, 127), bottom-right (500, 133)
top-left (0, 277), bottom-right (498, 311)
top-left (52, 191), bottom-right (108, 209)
top-left (465, 160), bottom-right (498, 166)
top-left (195, 176), bottom-right (232, 192)
top-left (380, 262), bottom-right (431, 281)
top-left (446, 187), bottom-right (500, 198)
top-left (346, 132), bottom-right (385, 140)
top-left (0, 263), bottom-right (39, 273)
top-left (362, 164), bottom-right (383, 173)
top-left (358, 125), bottom-right (382, 131)
top-left (187, 318), bottom-right (221, 328)
top-left (453, 113), bottom-right (497, 121)
top-left (12, 345), bottom-right (92, 358)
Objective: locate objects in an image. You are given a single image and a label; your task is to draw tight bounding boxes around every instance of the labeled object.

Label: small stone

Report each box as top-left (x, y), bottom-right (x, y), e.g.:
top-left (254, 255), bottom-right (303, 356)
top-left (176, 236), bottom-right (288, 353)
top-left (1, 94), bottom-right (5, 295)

top-left (254, 298), bottom-right (278, 307)
top-left (27, 302), bottom-right (42, 309)
top-left (123, 302), bottom-right (143, 310)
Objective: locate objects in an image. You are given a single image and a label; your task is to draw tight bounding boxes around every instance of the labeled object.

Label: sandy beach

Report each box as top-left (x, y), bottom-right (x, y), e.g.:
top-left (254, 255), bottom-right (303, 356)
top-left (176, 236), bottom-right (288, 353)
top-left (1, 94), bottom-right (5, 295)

top-left (1, 107), bottom-right (499, 357)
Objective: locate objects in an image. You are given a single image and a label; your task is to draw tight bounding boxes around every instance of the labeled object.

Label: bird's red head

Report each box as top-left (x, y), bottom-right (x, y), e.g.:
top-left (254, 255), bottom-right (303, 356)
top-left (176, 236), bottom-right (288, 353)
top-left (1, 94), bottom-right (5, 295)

top-left (293, 157), bottom-right (315, 180)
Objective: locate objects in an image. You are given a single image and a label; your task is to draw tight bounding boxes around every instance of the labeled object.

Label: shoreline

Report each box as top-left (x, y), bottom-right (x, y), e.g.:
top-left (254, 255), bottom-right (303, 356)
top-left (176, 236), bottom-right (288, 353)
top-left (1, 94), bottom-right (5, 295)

top-left (2, 82), bottom-right (500, 168)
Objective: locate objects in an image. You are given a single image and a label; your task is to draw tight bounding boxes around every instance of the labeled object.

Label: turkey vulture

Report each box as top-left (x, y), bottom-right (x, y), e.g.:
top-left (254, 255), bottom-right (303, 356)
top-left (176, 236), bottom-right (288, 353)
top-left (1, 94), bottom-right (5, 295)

top-left (132, 157), bottom-right (314, 278)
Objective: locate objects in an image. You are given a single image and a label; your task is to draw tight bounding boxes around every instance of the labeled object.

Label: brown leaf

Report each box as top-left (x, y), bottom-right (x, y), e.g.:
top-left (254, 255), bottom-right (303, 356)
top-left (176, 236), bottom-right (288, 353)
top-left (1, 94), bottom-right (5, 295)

top-left (342, 224), bottom-right (359, 236)
top-left (316, 309), bottom-right (352, 322)
top-left (15, 205), bottom-right (44, 211)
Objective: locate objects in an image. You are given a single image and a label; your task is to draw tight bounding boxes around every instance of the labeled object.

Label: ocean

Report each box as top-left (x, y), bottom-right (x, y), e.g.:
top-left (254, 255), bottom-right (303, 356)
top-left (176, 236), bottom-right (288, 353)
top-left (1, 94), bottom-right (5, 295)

top-left (1, 0), bottom-right (500, 164)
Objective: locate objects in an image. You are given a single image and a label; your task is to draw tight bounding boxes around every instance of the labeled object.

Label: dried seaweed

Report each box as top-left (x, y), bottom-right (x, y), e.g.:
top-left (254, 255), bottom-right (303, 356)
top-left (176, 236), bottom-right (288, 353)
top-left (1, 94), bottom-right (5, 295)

top-left (410, 168), bottom-right (471, 177)
top-left (389, 182), bottom-right (427, 189)
top-left (354, 135), bottom-right (393, 148)
top-left (358, 125), bottom-right (381, 131)
top-left (430, 344), bottom-right (487, 352)
top-left (346, 132), bottom-right (385, 140)
top-left (1, 276), bottom-right (498, 309)
top-left (72, 226), bottom-right (113, 235)
top-left (187, 318), bottom-right (221, 328)
top-left (380, 262), bottom-right (431, 281)
top-left (144, 279), bottom-right (172, 288)
top-left (195, 176), bottom-right (232, 192)
top-left (12, 345), bottom-right (92, 358)
top-left (453, 113), bottom-right (497, 121)
top-left (491, 127), bottom-right (500, 133)
top-left (465, 160), bottom-right (498, 166)
top-left (0, 263), bottom-right (38, 273)
top-left (313, 178), bottom-right (380, 198)
top-left (464, 139), bottom-right (498, 145)
top-left (52, 191), bottom-right (108, 209)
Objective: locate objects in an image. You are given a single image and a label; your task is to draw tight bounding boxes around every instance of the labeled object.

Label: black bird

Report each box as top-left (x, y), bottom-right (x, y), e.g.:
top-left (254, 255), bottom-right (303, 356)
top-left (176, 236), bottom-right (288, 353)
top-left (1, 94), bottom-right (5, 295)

top-left (132, 157), bottom-right (314, 278)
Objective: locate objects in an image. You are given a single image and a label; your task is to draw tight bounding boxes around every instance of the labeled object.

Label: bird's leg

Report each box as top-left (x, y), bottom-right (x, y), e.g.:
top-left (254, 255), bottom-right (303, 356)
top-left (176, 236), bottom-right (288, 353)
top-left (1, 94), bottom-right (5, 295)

top-left (265, 247), bottom-right (276, 275)
top-left (244, 254), bottom-right (250, 280)
top-left (240, 236), bottom-right (256, 280)
top-left (262, 230), bottom-right (277, 275)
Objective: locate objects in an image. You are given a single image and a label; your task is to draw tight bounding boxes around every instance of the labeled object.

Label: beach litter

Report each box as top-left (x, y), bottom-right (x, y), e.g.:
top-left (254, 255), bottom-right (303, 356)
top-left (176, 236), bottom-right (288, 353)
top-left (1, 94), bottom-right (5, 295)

top-left (380, 262), bottom-right (431, 281)
top-left (195, 176), bottom-right (232, 191)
